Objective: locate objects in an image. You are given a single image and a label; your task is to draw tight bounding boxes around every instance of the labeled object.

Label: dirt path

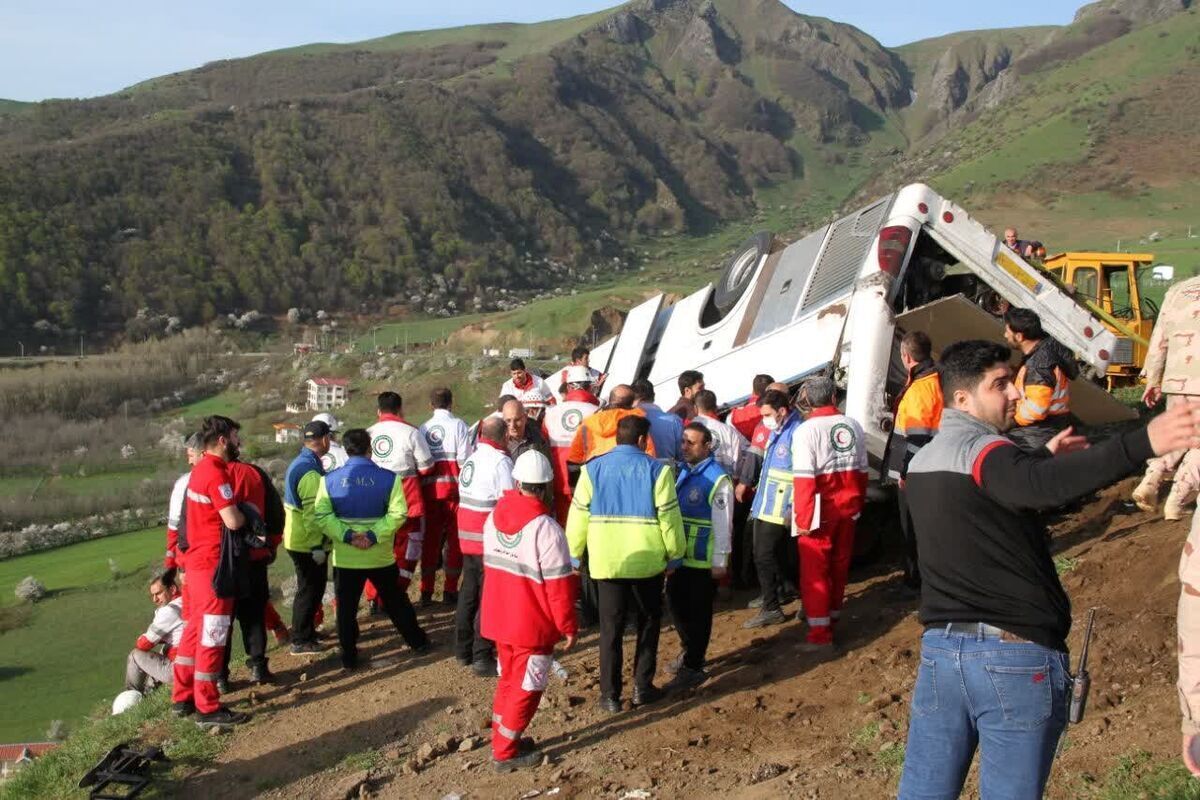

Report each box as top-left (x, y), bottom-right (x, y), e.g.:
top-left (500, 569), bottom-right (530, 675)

top-left (175, 478), bottom-right (1190, 799)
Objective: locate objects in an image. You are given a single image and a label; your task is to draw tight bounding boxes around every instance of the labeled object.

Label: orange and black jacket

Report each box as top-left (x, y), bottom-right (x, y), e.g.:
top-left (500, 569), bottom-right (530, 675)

top-left (1014, 338), bottom-right (1077, 428)
top-left (886, 359), bottom-right (944, 483)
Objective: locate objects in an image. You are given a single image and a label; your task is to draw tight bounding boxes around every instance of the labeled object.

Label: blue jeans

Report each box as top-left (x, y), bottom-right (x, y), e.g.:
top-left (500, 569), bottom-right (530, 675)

top-left (897, 625), bottom-right (1070, 800)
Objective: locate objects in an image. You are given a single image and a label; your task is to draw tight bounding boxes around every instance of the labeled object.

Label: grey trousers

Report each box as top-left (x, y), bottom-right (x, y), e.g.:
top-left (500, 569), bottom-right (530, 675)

top-left (125, 649), bottom-right (173, 693)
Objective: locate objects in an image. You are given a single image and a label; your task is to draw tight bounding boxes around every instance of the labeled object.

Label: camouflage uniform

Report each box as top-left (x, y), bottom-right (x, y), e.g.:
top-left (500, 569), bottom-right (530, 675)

top-left (1133, 276), bottom-right (1200, 519)
top-left (1178, 511), bottom-right (1200, 734)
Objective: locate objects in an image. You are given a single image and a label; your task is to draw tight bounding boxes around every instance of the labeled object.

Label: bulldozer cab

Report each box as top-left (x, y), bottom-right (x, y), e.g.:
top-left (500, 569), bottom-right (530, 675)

top-left (1041, 252), bottom-right (1157, 385)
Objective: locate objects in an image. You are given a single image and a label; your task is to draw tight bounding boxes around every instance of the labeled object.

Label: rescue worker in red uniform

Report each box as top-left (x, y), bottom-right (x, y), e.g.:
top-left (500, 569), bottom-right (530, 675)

top-left (728, 374), bottom-right (774, 440)
top-left (171, 415), bottom-right (250, 729)
top-left (1004, 307), bottom-right (1079, 452)
top-left (223, 456), bottom-right (285, 685)
top-left (790, 377), bottom-right (868, 649)
top-left (541, 365), bottom-right (601, 525)
top-left (885, 331), bottom-right (943, 590)
top-left (368, 391), bottom-right (433, 590)
top-left (481, 450), bottom-right (578, 772)
top-left (418, 387), bottom-right (473, 607)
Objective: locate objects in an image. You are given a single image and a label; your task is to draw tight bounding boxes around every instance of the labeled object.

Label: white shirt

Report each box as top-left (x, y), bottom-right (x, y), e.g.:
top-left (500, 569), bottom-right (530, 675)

top-left (368, 418), bottom-right (434, 478)
top-left (694, 415), bottom-right (750, 477)
top-left (167, 472), bottom-right (190, 531)
top-left (499, 373), bottom-right (551, 403)
top-left (143, 597), bottom-right (186, 649)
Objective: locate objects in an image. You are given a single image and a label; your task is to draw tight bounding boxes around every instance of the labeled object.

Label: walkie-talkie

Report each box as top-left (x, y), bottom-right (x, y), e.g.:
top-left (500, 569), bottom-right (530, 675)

top-left (1069, 608), bottom-right (1096, 724)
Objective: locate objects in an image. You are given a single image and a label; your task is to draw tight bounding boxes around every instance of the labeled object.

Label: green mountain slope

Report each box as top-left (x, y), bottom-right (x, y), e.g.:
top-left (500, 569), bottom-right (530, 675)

top-left (0, 0), bottom-right (1194, 341)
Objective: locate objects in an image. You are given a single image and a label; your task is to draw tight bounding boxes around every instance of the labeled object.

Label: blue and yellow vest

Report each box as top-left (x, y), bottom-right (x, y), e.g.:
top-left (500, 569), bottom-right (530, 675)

top-left (676, 456), bottom-right (730, 569)
top-left (749, 411), bottom-right (801, 525)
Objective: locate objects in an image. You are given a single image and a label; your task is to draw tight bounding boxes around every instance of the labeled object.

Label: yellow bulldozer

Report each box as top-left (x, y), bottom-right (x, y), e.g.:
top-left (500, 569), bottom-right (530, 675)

top-left (1040, 252), bottom-right (1159, 387)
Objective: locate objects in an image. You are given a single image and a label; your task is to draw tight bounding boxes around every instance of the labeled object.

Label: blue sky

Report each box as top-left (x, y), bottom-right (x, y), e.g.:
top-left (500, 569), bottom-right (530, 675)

top-left (0, 0), bottom-right (1084, 102)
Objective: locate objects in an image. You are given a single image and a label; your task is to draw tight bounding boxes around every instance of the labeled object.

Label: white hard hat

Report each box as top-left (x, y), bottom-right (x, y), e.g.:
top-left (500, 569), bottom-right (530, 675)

top-left (312, 412), bottom-right (340, 432)
top-left (520, 388), bottom-right (552, 409)
top-left (512, 450), bottom-right (554, 484)
top-left (112, 689), bottom-right (143, 715)
top-left (565, 365), bottom-right (593, 385)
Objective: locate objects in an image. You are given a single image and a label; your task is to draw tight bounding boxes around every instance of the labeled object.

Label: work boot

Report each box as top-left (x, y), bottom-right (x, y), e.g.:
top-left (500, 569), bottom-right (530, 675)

top-left (666, 666), bottom-right (707, 692)
top-left (632, 684), bottom-right (665, 708)
top-left (743, 608), bottom-right (787, 629)
top-left (597, 696), bottom-right (622, 714)
top-left (1132, 477), bottom-right (1159, 512)
top-left (195, 707), bottom-right (250, 729)
top-left (419, 591), bottom-right (435, 609)
top-left (442, 591), bottom-right (458, 606)
top-left (250, 663), bottom-right (275, 684)
top-left (290, 640), bottom-right (324, 656)
top-left (1165, 488), bottom-right (1189, 521)
top-left (493, 749), bottom-right (545, 773)
top-left (471, 659), bottom-right (498, 678)
top-left (216, 677), bottom-right (232, 695)
top-left (170, 700), bottom-right (195, 718)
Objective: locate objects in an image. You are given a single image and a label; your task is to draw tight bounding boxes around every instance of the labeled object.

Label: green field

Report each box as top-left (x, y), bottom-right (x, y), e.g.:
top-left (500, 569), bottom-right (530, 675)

top-left (0, 465), bottom-right (159, 500)
top-left (0, 527), bottom-right (298, 741)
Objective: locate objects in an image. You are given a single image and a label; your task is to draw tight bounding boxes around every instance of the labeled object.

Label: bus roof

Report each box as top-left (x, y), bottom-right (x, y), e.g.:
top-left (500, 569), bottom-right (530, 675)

top-left (1043, 251), bottom-right (1155, 265)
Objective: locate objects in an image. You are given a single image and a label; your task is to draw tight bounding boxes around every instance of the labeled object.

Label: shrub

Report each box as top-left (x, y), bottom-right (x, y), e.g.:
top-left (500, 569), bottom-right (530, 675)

top-left (15, 576), bottom-right (47, 602)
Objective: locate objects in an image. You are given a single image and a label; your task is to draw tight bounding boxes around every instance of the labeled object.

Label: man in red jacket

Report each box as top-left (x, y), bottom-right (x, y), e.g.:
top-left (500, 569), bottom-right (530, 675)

top-left (481, 450), bottom-right (578, 772)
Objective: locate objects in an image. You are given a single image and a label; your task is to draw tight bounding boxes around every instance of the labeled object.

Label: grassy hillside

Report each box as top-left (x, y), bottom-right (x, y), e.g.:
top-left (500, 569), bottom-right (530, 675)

top-left (0, 99), bottom-right (28, 115)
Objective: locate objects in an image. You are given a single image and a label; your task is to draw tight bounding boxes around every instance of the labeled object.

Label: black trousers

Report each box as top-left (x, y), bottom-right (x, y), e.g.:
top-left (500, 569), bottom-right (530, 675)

top-left (579, 553), bottom-right (600, 627)
top-left (733, 500), bottom-right (756, 589)
top-left (752, 519), bottom-right (791, 613)
top-left (597, 573), bottom-right (664, 700)
top-left (288, 548), bottom-right (328, 644)
top-left (667, 566), bottom-right (715, 671)
top-left (896, 490), bottom-right (921, 588)
top-left (223, 558), bottom-right (269, 675)
top-left (454, 555), bottom-right (494, 664)
top-left (333, 562), bottom-right (427, 668)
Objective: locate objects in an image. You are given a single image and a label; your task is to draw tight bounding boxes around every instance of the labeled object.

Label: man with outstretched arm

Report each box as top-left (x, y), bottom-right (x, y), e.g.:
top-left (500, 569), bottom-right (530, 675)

top-left (897, 339), bottom-right (1200, 799)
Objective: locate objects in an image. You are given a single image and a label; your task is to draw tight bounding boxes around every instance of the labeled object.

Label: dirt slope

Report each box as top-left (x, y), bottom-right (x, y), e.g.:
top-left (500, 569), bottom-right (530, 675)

top-left (175, 478), bottom-right (1190, 799)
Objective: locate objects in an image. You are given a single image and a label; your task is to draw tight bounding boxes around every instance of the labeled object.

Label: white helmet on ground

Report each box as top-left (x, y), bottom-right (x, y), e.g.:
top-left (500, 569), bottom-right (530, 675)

top-left (564, 365), bottom-right (593, 385)
top-left (312, 412), bottom-right (340, 432)
top-left (112, 689), bottom-right (143, 715)
top-left (512, 451), bottom-right (554, 485)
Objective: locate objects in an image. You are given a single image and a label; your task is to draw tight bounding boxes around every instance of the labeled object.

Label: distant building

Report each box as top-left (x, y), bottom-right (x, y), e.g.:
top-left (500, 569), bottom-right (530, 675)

top-left (285, 402), bottom-right (304, 414)
top-left (292, 342), bottom-right (319, 356)
top-left (508, 348), bottom-right (535, 359)
top-left (0, 742), bottom-right (57, 781)
top-left (273, 423), bottom-right (301, 444)
top-left (482, 348), bottom-right (501, 357)
top-left (307, 378), bottom-right (349, 411)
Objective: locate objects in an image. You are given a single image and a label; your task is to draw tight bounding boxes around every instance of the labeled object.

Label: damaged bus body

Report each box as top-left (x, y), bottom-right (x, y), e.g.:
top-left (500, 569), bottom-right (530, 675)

top-left (588, 183), bottom-right (1135, 490)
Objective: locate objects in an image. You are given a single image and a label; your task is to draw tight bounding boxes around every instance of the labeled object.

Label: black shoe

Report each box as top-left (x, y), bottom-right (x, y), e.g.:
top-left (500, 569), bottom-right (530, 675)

top-left (742, 609), bottom-right (787, 629)
top-left (471, 659), bottom-right (498, 678)
top-left (250, 664), bottom-right (275, 684)
top-left (493, 749), bottom-right (544, 772)
top-left (410, 639), bottom-right (432, 655)
top-left (170, 700), bottom-right (195, 718)
top-left (597, 696), bottom-right (622, 714)
top-left (290, 641), bottom-right (324, 656)
top-left (195, 707), bottom-right (249, 729)
top-left (216, 678), bottom-right (231, 695)
top-left (456, 656), bottom-right (472, 668)
top-left (632, 684), bottom-right (665, 708)
top-left (442, 591), bottom-right (458, 606)
top-left (518, 736), bottom-right (537, 753)
top-left (419, 592), bottom-right (434, 609)
top-left (666, 666), bottom-right (707, 692)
